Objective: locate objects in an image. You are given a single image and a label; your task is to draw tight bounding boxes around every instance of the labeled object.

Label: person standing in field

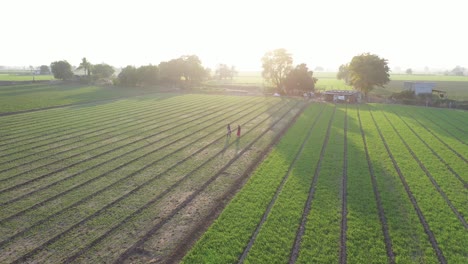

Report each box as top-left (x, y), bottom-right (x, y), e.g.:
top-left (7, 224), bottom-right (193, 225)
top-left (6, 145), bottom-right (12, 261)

top-left (227, 124), bottom-right (231, 137)
top-left (237, 124), bottom-right (241, 137)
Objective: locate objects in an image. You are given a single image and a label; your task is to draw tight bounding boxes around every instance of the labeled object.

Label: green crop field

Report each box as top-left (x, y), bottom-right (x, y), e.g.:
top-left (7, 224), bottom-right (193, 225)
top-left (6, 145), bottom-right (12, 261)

top-left (183, 103), bottom-right (467, 264)
top-left (0, 93), bottom-right (308, 263)
top-left (0, 83), bottom-right (166, 113)
top-left (0, 82), bottom-right (467, 263)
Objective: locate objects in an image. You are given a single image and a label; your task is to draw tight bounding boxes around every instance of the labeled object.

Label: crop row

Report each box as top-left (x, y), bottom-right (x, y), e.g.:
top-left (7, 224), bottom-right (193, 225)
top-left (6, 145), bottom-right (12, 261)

top-left (0, 95), bottom-right (225, 154)
top-left (376, 105), bottom-right (467, 222)
top-left (0, 97), bottom-right (282, 229)
top-left (367, 105), bottom-right (467, 263)
top-left (181, 103), bottom-right (328, 263)
top-left (0, 96), bottom-right (306, 263)
top-left (0, 96), bottom-right (282, 222)
top-left (0, 93), bottom-right (177, 138)
top-left (1, 94), bottom-right (286, 260)
top-left (3, 96), bottom-right (256, 185)
top-left (183, 103), bottom-right (467, 263)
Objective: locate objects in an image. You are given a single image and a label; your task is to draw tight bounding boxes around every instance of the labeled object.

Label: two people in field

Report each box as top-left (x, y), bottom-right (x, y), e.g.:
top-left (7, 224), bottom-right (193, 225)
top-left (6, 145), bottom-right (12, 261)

top-left (226, 124), bottom-right (241, 137)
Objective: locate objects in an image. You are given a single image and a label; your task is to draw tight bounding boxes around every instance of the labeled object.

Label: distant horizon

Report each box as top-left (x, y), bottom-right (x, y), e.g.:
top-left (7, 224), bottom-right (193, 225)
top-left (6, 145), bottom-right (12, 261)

top-left (2, 0), bottom-right (467, 73)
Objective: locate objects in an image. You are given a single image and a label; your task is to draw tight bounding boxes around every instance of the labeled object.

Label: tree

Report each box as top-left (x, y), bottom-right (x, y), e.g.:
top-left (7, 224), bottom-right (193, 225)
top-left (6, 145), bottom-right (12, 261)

top-left (50, 60), bottom-right (73, 80)
top-left (179, 55), bottom-right (207, 85)
top-left (159, 59), bottom-right (183, 86)
top-left (314, 66), bottom-right (324, 71)
top-left (215, 64), bottom-right (237, 80)
top-left (406, 68), bottom-right (413, 75)
top-left (337, 64), bottom-right (350, 84)
top-left (39, 65), bottom-right (50, 75)
top-left (77, 57), bottom-right (92, 76)
top-left (91, 63), bottom-right (115, 79)
top-left (337, 53), bottom-right (390, 98)
top-left (137, 64), bottom-right (159, 86)
top-left (284, 63), bottom-right (317, 95)
top-left (451, 65), bottom-right (465, 76)
top-left (118, 65), bottom-right (138, 86)
top-left (158, 55), bottom-right (207, 87)
top-left (261, 48), bottom-right (293, 94)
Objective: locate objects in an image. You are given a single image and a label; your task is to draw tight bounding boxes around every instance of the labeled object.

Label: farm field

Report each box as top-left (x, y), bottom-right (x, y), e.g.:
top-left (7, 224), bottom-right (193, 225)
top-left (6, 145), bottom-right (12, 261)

top-left (183, 103), bottom-right (468, 263)
top-left (0, 93), bottom-right (308, 263)
top-left (0, 74), bottom-right (54, 81)
top-left (0, 83), bottom-right (166, 114)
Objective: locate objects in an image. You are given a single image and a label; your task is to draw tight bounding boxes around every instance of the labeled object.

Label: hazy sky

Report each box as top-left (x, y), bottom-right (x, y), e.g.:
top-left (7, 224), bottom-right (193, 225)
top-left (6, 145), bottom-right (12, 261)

top-left (2, 0), bottom-right (466, 71)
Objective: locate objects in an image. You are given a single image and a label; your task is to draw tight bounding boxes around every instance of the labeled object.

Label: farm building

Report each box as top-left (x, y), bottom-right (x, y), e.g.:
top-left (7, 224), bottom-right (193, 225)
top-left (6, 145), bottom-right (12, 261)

top-left (404, 82), bottom-right (436, 95)
top-left (322, 90), bottom-right (362, 103)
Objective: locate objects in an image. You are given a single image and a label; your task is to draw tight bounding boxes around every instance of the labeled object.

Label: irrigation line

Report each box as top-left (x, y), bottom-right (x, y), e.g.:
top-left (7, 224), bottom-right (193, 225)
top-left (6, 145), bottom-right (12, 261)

top-left (405, 111), bottom-right (467, 163)
top-left (368, 106), bottom-right (447, 264)
top-left (380, 111), bottom-right (468, 229)
top-left (390, 109), bottom-right (467, 189)
top-left (111, 101), bottom-right (305, 264)
top-left (236, 104), bottom-right (326, 264)
top-left (0, 95), bottom-right (220, 151)
top-left (339, 105), bottom-right (348, 264)
top-left (0, 97), bottom-right (257, 185)
top-left (0, 97), bottom-right (268, 208)
top-left (0, 97), bottom-right (236, 170)
top-left (0, 99), bottom-right (287, 256)
top-left (356, 106), bottom-right (395, 263)
top-left (10, 100), bottom-right (300, 264)
top-left (289, 105), bottom-right (337, 264)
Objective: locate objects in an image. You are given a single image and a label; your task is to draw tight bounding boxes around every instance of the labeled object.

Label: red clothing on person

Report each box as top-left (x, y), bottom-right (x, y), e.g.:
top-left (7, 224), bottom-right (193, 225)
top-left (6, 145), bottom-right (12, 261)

top-left (237, 125), bottom-right (241, 137)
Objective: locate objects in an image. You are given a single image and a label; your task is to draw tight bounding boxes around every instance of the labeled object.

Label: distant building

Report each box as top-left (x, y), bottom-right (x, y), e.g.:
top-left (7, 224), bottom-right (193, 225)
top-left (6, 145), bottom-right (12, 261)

top-left (322, 90), bottom-right (362, 103)
top-left (404, 82), bottom-right (436, 95)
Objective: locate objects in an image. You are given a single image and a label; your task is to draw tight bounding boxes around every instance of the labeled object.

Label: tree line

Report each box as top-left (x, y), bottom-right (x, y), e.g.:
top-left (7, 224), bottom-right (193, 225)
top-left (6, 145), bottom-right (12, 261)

top-left (48, 49), bottom-right (392, 97)
top-left (49, 55), bottom-right (210, 88)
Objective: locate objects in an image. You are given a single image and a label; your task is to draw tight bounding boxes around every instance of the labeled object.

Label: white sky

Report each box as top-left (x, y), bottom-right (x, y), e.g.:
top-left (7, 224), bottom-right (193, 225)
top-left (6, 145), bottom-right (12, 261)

top-left (2, 0), bottom-right (467, 71)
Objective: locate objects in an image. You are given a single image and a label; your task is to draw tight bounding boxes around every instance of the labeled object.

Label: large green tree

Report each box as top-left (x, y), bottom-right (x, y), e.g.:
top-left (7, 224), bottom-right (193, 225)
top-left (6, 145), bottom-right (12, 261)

top-left (159, 59), bottom-right (183, 86)
top-left (284, 63), bottom-right (317, 95)
top-left (50, 60), bottom-right (73, 80)
top-left (179, 55), bottom-right (207, 85)
top-left (118, 65), bottom-right (138, 86)
top-left (261, 48), bottom-right (293, 94)
top-left (91, 63), bottom-right (115, 78)
top-left (39, 65), bottom-right (50, 75)
top-left (159, 55), bottom-right (207, 87)
top-left (137, 64), bottom-right (159, 86)
top-left (337, 53), bottom-right (390, 98)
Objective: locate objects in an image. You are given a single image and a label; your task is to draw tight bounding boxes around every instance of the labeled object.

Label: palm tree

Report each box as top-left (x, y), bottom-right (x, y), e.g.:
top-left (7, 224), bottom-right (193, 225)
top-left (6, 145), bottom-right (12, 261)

top-left (77, 57), bottom-right (92, 76)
